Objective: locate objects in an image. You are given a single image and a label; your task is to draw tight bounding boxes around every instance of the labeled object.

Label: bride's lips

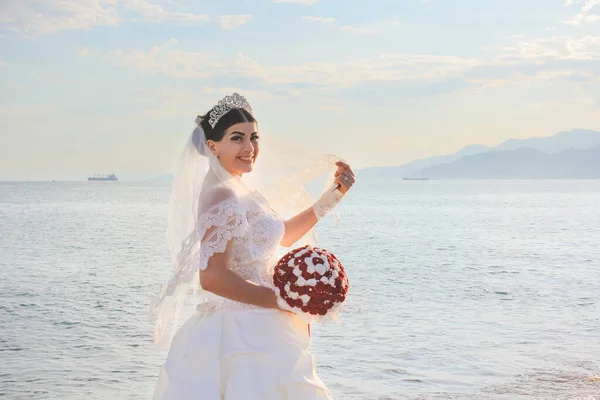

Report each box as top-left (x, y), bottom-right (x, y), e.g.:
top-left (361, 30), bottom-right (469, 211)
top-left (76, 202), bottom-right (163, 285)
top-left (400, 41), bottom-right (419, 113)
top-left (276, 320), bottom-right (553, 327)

top-left (237, 155), bottom-right (254, 164)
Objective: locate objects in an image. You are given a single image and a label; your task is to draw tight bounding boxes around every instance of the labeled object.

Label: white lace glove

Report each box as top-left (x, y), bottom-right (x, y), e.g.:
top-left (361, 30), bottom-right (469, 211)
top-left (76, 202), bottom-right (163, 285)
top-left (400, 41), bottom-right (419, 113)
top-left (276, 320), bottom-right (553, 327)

top-left (312, 185), bottom-right (345, 220)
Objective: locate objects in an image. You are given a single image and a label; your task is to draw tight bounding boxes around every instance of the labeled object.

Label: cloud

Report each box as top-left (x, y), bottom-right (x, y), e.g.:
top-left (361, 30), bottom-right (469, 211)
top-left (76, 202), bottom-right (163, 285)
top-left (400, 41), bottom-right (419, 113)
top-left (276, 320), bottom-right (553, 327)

top-left (219, 15), bottom-right (252, 30)
top-left (123, 0), bottom-right (209, 22)
top-left (568, 72), bottom-right (597, 81)
top-left (113, 46), bottom-right (466, 89)
top-left (0, 0), bottom-right (119, 34)
top-left (0, 60), bottom-right (8, 67)
top-left (80, 47), bottom-right (90, 57)
top-left (459, 36), bottom-right (600, 89)
top-left (563, 0), bottom-right (600, 26)
top-left (105, 40), bottom-right (483, 91)
top-left (133, 84), bottom-right (284, 119)
top-left (272, 0), bottom-right (318, 4)
top-left (302, 16), bottom-right (336, 24)
top-left (341, 20), bottom-right (401, 35)
top-left (103, 34), bottom-right (600, 101)
top-left (104, 38), bottom-right (223, 79)
top-left (0, 0), bottom-right (209, 34)
top-left (498, 36), bottom-right (600, 61)
top-left (301, 17), bottom-right (400, 35)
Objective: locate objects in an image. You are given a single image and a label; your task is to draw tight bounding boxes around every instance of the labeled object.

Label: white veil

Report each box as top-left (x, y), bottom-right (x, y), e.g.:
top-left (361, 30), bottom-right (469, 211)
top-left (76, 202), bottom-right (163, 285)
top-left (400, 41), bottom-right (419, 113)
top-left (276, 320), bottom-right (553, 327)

top-left (149, 96), bottom-right (344, 349)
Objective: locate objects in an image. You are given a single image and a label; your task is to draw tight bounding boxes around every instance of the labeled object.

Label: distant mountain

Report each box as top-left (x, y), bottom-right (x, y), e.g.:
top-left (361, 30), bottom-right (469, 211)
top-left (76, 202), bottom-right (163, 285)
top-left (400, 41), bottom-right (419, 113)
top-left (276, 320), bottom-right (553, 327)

top-left (359, 143), bottom-right (491, 178)
top-left (399, 143), bottom-right (491, 176)
top-left (358, 129), bottom-right (600, 178)
top-left (413, 146), bottom-right (600, 179)
top-left (494, 129), bottom-right (600, 153)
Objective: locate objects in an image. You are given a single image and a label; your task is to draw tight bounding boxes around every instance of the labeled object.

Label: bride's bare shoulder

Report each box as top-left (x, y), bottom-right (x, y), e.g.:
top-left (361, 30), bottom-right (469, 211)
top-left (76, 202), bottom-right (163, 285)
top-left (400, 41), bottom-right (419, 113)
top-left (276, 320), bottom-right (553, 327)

top-left (199, 183), bottom-right (239, 212)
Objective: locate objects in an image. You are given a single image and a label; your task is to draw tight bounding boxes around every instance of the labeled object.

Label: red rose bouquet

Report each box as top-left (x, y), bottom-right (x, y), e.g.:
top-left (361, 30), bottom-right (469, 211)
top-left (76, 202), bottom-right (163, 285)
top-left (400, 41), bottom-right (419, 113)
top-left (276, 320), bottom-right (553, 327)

top-left (273, 245), bottom-right (349, 322)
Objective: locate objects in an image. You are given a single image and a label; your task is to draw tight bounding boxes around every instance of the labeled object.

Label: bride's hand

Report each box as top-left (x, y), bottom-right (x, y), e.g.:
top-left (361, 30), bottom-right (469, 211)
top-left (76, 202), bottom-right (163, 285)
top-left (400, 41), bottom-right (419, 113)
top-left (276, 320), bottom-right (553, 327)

top-left (267, 288), bottom-right (287, 311)
top-left (268, 289), bottom-right (296, 314)
top-left (334, 161), bottom-right (356, 194)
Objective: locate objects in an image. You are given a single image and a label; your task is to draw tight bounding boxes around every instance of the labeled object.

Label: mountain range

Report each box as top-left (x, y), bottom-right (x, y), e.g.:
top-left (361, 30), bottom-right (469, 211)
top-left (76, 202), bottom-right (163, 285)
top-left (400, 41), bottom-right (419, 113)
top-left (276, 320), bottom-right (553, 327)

top-left (360, 129), bottom-right (600, 179)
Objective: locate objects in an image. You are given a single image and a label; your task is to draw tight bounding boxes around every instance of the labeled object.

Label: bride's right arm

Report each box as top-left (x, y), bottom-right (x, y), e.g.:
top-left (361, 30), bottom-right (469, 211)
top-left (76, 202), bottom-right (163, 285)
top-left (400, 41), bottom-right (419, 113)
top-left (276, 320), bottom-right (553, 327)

top-left (199, 240), bottom-right (279, 310)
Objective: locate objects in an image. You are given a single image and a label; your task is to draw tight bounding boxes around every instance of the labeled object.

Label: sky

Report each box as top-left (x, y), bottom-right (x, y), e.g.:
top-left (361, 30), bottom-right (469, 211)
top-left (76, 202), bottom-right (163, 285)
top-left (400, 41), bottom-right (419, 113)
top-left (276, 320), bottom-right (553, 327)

top-left (1, 0), bottom-right (600, 180)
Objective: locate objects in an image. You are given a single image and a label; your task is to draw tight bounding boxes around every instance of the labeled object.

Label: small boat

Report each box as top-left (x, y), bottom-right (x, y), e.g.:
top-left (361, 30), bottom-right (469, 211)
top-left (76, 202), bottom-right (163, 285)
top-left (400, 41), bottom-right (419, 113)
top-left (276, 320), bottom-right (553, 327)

top-left (403, 177), bottom-right (429, 181)
top-left (88, 173), bottom-right (118, 181)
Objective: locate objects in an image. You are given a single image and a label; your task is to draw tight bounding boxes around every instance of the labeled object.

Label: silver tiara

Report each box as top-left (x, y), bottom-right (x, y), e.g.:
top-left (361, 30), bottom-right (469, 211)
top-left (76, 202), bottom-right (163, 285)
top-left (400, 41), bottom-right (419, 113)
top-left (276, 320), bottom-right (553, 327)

top-left (207, 93), bottom-right (253, 129)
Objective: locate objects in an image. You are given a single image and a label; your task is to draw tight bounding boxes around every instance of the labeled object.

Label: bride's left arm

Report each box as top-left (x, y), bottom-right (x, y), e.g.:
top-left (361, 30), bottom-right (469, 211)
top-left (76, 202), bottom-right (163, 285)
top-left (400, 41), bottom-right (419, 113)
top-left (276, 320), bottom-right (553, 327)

top-left (280, 161), bottom-right (355, 247)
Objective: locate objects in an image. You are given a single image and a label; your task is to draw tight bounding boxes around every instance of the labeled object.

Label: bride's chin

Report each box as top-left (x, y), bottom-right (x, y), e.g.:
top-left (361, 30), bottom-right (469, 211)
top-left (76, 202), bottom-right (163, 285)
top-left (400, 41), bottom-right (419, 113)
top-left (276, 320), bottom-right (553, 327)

top-left (237, 159), bottom-right (256, 169)
top-left (234, 165), bottom-right (254, 176)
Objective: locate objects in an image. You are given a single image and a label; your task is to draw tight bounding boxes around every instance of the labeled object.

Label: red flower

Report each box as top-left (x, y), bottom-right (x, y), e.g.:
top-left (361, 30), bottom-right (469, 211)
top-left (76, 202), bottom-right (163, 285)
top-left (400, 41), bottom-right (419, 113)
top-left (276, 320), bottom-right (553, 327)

top-left (273, 245), bottom-right (350, 318)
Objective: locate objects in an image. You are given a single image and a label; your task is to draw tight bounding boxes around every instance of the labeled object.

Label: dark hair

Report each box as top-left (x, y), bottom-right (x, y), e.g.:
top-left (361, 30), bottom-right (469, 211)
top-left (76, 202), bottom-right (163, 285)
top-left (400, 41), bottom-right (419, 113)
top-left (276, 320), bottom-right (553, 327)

top-left (193, 108), bottom-right (257, 154)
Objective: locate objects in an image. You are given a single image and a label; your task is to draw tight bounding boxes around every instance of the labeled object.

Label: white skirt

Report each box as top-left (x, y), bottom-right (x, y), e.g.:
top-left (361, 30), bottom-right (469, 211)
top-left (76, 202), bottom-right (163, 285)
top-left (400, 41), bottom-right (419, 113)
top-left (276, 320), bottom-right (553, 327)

top-left (152, 307), bottom-right (333, 400)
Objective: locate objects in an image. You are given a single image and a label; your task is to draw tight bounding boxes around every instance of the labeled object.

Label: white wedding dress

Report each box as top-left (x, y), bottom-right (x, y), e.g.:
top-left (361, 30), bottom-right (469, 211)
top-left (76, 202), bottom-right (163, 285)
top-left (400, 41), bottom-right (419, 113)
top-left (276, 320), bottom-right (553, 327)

top-left (152, 191), bottom-right (334, 400)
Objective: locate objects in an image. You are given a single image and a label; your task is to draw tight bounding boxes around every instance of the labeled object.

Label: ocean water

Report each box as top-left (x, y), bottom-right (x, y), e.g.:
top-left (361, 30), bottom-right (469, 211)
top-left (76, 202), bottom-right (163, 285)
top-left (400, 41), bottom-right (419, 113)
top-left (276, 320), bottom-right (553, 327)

top-left (1, 179), bottom-right (599, 400)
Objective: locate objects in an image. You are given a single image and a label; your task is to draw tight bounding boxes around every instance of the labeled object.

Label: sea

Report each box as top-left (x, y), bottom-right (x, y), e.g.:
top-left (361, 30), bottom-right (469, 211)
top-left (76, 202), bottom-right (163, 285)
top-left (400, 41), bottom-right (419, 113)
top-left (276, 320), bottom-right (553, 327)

top-left (1, 178), bottom-right (599, 400)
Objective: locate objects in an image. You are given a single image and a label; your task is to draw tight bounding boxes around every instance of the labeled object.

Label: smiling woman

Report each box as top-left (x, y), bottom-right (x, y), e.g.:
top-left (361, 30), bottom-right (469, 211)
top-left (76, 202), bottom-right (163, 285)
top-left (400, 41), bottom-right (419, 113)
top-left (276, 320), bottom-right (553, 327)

top-left (149, 93), bottom-right (356, 400)
top-left (195, 106), bottom-right (260, 177)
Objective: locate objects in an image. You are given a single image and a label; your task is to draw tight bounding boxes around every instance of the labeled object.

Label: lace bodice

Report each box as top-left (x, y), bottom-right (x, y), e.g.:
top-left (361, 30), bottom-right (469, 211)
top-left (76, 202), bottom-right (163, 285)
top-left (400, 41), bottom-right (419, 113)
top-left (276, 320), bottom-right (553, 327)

top-left (229, 194), bottom-right (285, 284)
top-left (196, 191), bottom-right (286, 311)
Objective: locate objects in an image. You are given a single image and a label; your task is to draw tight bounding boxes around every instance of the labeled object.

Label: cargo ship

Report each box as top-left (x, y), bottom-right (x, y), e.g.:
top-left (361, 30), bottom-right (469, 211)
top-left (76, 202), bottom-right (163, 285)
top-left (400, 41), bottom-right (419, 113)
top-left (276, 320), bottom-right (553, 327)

top-left (88, 173), bottom-right (118, 181)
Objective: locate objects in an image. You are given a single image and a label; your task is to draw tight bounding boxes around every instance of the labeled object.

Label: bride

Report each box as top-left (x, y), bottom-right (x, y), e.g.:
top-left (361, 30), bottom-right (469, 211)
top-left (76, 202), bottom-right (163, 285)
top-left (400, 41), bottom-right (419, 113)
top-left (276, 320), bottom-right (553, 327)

top-left (150, 93), bottom-right (355, 400)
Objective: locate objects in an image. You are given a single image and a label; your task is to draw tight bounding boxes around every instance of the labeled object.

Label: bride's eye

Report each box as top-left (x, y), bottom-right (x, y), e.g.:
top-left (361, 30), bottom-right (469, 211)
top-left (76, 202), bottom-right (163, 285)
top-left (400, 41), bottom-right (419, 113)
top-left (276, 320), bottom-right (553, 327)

top-left (231, 135), bottom-right (243, 141)
top-left (251, 134), bottom-right (260, 141)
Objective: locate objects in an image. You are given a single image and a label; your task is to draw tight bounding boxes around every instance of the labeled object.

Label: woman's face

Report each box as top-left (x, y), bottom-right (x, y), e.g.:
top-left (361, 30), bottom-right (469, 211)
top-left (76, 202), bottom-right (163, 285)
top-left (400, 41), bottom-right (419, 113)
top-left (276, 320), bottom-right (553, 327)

top-left (207, 121), bottom-right (259, 177)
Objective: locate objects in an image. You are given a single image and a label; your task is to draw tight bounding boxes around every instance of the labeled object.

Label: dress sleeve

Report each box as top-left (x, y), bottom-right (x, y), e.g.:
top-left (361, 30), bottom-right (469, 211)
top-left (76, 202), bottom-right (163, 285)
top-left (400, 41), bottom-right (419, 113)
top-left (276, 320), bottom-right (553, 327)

top-left (196, 192), bottom-right (249, 271)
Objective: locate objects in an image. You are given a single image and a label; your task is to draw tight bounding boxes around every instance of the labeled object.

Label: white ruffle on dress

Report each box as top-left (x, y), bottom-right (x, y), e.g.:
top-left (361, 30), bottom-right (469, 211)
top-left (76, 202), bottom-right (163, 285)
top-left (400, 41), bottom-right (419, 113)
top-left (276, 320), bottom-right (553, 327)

top-left (152, 192), bottom-right (333, 400)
